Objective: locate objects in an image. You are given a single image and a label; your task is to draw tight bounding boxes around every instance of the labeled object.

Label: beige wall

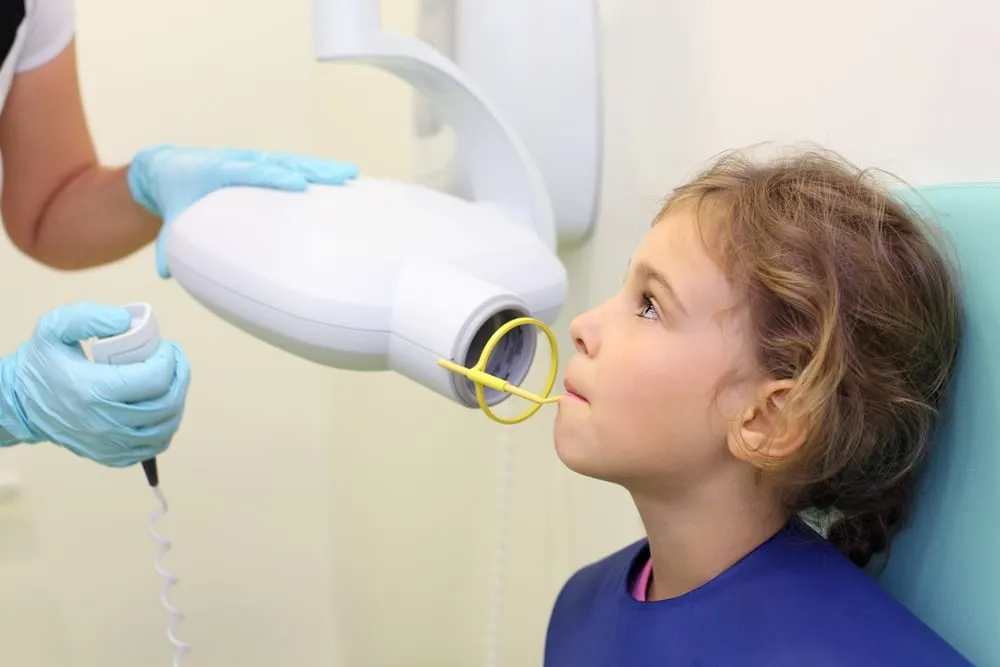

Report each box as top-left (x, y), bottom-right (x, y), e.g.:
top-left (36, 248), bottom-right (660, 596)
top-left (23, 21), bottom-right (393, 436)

top-left (0, 0), bottom-right (998, 665)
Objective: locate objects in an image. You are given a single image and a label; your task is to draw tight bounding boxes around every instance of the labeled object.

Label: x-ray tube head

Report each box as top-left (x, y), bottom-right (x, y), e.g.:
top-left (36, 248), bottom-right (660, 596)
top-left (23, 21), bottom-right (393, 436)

top-left (163, 180), bottom-right (564, 408)
top-left (161, 0), bottom-right (600, 409)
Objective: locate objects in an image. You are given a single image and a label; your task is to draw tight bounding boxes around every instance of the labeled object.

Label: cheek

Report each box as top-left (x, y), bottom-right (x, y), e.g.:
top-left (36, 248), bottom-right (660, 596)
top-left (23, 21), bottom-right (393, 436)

top-left (597, 339), bottom-right (732, 446)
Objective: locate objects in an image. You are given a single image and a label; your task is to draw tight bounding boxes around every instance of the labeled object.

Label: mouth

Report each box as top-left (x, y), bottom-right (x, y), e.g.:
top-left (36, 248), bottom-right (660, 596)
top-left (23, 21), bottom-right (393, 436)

top-left (562, 378), bottom-right (588, 403)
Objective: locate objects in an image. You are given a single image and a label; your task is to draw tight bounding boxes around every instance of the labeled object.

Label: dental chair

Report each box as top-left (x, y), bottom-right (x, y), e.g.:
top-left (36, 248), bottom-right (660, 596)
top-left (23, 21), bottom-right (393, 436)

top-left (877, 182), bottom-right (1000, 667)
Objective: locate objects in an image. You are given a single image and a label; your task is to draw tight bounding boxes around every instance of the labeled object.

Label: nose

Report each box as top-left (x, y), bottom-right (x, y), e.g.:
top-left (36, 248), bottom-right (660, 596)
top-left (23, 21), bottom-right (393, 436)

top-left (569, 308), bottom-right (599, 357)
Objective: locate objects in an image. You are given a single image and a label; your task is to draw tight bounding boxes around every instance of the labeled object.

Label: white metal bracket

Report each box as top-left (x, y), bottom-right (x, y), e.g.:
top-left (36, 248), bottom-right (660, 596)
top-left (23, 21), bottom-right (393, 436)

top-left (312, 0), bottom-right (603, 249)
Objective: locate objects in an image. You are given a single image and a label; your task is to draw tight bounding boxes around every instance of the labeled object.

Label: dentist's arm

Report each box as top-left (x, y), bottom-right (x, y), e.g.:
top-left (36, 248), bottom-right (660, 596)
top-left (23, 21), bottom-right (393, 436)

top-left (0, 37), bottom-right (359, 277)
top-left (0, 41), bottom-right (161, 270)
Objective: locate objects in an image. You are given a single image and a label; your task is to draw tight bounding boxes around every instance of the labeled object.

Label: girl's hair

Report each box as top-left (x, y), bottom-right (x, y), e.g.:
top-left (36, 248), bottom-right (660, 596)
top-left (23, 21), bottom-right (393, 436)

top-left (659, 147), bottom-right (963, 568)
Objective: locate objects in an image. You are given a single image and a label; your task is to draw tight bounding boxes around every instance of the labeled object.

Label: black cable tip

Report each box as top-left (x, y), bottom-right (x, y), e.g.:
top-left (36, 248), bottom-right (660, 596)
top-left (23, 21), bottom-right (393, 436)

top-left (142, 458), bottom-right (159, 487)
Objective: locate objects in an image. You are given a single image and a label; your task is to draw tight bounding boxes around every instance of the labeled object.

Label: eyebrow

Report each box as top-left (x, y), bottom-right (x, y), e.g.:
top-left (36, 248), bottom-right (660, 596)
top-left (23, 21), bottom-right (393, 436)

top-left (629, 259), bottom-right (689, 316)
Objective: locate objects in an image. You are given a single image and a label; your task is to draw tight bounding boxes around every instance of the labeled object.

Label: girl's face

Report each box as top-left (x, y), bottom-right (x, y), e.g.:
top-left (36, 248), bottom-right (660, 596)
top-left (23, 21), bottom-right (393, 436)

top-left (554, 209), bottom-right (761, 494)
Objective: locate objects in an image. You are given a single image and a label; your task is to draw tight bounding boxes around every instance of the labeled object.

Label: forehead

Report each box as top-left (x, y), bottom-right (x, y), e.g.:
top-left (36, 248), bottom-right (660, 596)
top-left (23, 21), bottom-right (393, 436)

top-left (632, 209), bottom-right (738, 316)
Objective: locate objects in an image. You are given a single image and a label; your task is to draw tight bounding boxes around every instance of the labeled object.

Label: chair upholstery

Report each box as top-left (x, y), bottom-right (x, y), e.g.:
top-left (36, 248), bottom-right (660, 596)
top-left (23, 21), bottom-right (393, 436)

top-left (878, 182), bottom-right (1000, 666)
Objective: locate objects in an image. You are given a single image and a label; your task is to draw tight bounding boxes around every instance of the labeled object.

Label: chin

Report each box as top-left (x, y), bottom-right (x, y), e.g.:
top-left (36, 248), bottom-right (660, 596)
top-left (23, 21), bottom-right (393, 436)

top-left (553, 423), bottom-right (615, 482)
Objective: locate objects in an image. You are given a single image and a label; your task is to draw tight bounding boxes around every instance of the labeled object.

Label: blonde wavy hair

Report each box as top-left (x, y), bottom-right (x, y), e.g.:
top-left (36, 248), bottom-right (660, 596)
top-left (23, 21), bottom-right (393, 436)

top-left (659, 147), bottom-right (963, 567)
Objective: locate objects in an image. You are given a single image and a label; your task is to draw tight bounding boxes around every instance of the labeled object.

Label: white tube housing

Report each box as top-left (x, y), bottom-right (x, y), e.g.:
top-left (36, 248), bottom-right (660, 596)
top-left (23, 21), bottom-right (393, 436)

top-left (165, 180), bottom-right (564, 407)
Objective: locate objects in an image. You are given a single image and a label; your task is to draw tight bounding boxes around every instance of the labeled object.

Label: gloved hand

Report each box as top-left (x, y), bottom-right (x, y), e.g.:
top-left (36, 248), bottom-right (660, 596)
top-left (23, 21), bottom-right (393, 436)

top-left (127, 145), bottom-right (360, 278)
top-left (0, 302), bottom-right (191, 468)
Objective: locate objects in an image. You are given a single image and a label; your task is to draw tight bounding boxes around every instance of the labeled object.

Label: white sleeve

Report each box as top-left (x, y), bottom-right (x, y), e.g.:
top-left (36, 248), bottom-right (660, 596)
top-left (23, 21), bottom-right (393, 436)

top-left (15, 0), bottom-right (76, 73)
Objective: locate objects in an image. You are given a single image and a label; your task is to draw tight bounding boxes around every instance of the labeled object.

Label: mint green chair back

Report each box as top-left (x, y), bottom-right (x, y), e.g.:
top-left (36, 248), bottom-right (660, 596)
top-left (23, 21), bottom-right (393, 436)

top-left (878, 183), bottom-right (1000, 666)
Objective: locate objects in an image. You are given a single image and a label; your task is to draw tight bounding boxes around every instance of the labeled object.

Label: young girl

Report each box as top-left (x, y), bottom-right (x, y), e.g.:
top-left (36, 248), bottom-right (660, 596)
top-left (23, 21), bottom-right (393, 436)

top-left (545, 148), bottom-right (971, 666)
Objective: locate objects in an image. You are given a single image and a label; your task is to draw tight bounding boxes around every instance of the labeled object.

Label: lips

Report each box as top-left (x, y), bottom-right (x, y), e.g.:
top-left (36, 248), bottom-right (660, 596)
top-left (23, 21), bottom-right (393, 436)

top-left (562, 378), bottom-right (587, 402)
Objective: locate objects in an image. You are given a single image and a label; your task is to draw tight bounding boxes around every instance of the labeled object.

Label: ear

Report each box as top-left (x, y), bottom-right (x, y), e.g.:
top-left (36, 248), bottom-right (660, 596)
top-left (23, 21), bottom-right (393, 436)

top-left (727, 378), bottom-right (808, 468)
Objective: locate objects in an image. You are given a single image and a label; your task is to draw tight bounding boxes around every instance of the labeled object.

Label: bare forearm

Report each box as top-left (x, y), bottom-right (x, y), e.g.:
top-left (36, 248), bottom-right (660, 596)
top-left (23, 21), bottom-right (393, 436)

top-left (0, 41), bottom-right (161, 271)
top-left (24, 163), bottom-right (161, 270)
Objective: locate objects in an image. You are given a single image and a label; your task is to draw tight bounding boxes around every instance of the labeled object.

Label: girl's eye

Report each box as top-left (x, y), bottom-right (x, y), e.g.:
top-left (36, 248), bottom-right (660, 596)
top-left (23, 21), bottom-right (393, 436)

top-left (639, 293), bottom-right (659, 320)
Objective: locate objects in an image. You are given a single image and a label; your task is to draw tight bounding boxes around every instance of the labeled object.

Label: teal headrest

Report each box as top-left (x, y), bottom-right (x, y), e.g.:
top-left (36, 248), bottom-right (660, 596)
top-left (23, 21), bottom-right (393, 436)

top-left (878, 182), bottom-right (1000, 666)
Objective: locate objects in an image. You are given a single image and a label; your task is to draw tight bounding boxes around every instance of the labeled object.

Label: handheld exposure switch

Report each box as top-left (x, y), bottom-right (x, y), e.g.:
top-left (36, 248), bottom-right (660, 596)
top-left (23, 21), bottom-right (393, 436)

top-left (90, 302), bottom-right (190, 666)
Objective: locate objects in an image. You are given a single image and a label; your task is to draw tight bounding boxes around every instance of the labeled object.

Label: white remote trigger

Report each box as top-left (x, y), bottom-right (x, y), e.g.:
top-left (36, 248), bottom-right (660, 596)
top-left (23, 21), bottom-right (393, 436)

top-left (90, 303), bottom-right (185, 660)
top-left (90, 302), bottom-right (160, 364)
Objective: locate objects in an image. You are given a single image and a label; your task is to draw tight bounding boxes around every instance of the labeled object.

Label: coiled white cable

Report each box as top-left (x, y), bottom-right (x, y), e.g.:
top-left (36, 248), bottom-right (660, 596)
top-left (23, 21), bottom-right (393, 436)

top-left (148, 485), bottom-right (190, 666)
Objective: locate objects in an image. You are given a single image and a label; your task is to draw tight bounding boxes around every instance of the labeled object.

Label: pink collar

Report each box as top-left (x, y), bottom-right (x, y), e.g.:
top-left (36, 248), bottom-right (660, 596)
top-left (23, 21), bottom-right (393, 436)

top-left (632, 556), bottom-right (654, 601)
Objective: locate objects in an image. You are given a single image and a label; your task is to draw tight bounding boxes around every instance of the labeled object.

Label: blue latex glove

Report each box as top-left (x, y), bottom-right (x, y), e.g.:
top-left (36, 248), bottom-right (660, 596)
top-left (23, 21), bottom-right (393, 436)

top-left (0, 302), bottom-right (191, 468)
top-left (127, 145), bottom-right (360, 278)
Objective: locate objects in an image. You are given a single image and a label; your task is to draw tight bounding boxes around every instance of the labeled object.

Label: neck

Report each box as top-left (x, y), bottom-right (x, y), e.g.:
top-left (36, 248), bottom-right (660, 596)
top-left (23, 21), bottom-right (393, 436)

top-left (630, 466), bottom-right (787, 601)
